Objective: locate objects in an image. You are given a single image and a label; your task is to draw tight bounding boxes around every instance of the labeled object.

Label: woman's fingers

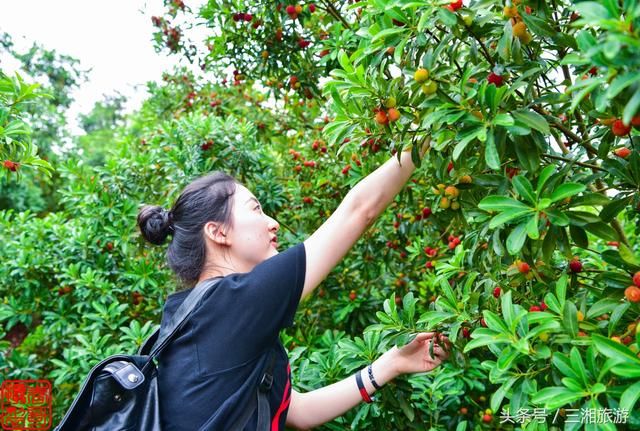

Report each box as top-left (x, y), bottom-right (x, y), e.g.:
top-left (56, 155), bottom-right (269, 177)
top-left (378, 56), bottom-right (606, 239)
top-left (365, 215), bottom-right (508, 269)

top-left (412, 332), bottom-right (437, 343)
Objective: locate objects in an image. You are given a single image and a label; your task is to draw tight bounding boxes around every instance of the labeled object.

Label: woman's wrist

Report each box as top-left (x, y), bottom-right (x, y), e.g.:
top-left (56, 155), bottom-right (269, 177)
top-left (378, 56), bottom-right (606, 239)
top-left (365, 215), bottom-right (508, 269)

top-left (361, 347), bottom-right (401, 396)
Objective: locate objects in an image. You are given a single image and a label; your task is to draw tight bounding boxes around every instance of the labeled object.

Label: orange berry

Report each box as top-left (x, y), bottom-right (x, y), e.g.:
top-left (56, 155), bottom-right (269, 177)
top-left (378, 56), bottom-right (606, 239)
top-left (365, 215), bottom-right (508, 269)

top-left (387, 108), bottom-right (401, 122)
top-left (625, 285), bottom-right (640, 302)
top-left (375, 110), bottom-right (389, 125)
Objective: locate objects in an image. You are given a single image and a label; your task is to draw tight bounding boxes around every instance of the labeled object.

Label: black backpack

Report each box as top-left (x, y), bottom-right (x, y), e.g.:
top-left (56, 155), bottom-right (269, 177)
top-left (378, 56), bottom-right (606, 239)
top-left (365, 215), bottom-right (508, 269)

top-left (54, 278), bottom-right (276, 431)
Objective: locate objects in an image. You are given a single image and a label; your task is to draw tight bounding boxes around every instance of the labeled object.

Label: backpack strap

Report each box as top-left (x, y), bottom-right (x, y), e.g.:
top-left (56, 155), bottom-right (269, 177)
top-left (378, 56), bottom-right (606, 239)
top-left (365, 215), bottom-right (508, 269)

top-left (139, 277), bottom-right (223, 359)
top-left (227, 349), bottom-right (277, 431)
top-left (256, 349), bottom-right (277, 429)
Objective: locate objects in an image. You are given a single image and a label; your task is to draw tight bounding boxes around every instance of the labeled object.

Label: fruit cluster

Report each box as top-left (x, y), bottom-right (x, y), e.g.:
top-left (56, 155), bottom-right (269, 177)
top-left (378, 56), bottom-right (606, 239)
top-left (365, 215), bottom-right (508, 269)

top-left (433, 184), bottom-right (461, 210)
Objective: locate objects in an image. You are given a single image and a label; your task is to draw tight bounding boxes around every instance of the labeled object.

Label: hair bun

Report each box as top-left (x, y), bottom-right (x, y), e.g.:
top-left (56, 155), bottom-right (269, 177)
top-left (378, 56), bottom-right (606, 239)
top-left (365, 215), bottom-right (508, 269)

top-left (137, 205), bottom-right (174, 245)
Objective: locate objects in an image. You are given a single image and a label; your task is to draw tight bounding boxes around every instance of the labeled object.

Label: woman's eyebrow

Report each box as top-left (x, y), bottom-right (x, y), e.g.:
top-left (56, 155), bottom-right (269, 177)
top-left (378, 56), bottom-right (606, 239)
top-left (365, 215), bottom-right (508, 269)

top-left (245, 197), bottom-right (260, 205)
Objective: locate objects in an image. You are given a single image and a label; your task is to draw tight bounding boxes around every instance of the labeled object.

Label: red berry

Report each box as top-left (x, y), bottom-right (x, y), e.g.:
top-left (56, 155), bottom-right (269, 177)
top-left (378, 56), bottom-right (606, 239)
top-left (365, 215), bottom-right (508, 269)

top-left (518, 262), bottom-right (530, 274)
top-left (540, 301), bottom-right (548, 311)
top-left (308, 3), bottom-right (316, 12)
top-left (462, 327), bottom-right (471, 338)
top-left (243, 13), bottom-right (253, 22)
top-left (426, 261), bottom-right (435, 270)
top-left (285, 5), bottom-right (296, 14)
top-left (480, 318), bottom-right (487, 327)
top-left (569, 259), bottom-right (583, 273)
top-left (482, 414), bottom-right (492, 423)
top-left (633, 271), bottom-right (640, 287)
top-left (341, 164), bottom-right (351, 175)
top-left (448, 0), bottom-right (463, 11)
top-left (529, 305), bottom-right (542, 312)
top-left (422, 207), bottom-right (432, 218)
top-left (487, 72), bottom-right (504, 87)
top-left (303, 196), bottom-right (313, 204)
top-left (612, 119), bottom-right (631, 137)
top-left (3, 160), bottom-right (18, 172)
top-left (614, 147), bottom-right (631, 158)
top-left (493, 287), bottom-right (501, 298)
top-left (349, 290), bottom-right (357, 301)
top-left (447, 161), bottom-right (454, 173)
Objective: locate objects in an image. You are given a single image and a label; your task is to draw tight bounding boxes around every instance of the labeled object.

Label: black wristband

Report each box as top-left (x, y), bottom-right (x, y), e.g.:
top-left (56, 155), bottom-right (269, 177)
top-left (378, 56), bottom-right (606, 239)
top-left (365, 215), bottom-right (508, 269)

top-left (367, 364), bottom-right (382, 390)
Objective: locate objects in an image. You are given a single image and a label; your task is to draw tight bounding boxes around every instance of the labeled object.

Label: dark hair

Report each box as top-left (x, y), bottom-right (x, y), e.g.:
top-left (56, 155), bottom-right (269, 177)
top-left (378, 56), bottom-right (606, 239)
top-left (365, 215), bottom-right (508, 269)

top-left (137, 171), bottom-right (238, 288)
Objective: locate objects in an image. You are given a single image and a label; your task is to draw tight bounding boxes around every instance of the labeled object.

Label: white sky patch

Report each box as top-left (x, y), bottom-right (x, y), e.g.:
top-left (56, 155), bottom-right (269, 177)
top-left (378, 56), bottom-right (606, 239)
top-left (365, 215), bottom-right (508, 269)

top-left (0, 0), bottom-right (204, 136)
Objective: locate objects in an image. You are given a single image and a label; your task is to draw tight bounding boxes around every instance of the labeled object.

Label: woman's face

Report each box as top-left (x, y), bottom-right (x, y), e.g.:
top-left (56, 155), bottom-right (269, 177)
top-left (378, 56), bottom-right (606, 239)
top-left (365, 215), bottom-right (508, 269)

top-left (225, 184), bottom-right (280, 270)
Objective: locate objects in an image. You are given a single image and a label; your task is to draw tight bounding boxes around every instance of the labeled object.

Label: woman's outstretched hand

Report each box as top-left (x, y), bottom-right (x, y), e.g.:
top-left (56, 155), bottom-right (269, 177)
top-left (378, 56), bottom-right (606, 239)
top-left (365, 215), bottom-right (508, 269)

top-left (390, 332), bottom-right (450, 375)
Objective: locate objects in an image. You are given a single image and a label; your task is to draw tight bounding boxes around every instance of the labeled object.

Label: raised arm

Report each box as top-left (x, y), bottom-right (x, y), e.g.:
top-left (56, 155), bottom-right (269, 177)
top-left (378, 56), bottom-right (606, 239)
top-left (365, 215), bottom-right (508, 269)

top-left (301, 139), bottom-right (429, 299)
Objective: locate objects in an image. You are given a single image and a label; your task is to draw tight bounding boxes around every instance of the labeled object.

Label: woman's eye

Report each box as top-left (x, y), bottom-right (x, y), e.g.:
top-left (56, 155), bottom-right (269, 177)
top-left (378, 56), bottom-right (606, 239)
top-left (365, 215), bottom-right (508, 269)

top-left (255, 205), bottom-right (262, 212)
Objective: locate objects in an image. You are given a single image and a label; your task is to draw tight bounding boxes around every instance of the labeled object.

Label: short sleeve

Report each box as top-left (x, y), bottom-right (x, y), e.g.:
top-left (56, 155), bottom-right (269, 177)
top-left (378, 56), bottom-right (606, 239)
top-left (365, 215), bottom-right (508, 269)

top-left (235, 242), bottom-right (306, 331)
top-left (192, 243), bottom-right (305, 365)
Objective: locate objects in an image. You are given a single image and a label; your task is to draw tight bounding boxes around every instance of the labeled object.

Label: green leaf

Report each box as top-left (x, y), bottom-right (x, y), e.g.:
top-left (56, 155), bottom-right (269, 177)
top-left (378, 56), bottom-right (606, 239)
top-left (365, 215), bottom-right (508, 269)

top-left (520, 13), bottom-right (557, 37)
top-left (463, 333), bottom-right (511, 352)
top-left (526, 214), bottom-right (539, 239)
top-left (570, 225), bottom-right (589, 248)
top-left (370, 27), bottom-right (407, 44)
top-left (536, 165), bottom-right (556, 196)
top-left (584, 222), bottom-right (619, 242)
top-left (479, 196), bottom-right (530, 212)
top-left (619, 243), bottom-right (640, 266)
top-left (337, 50), bottom-right (354, 74)
top-left (623, 86), bottom-right (640, 126)
top-left (592, 334), bottom-right (640, 365)
top-left (483, 310), bottom-right (510, 334)
top-left (561, 377), bottom-right (585, 392)
top-left (437, 8), bottom-right (458, 27)
top-left (491, 377), bottom-right (519, 414)
top-left (611, 363), bottom-right (640, 377)
top-left (570, 347), bottom-right (589, 386)
top-left (563, 301), bottom-right (578, 338)
top-left (620, 381), bottom-right (640, 412)
top-left (485, 129), bottom-right (500, 170)
top-left (550, 183), bottom-right (586, 203)
top-left (531, 387), bottom-right (585, 409)
top-left (545, 209), bottom-right (570, 226)
top-left (453, 127), bottom-right (481, 160)
top-left (606, 72), bottom-right (639, 99)
top-left (507, 223), bottom-right (528, 255)
top-left (556, 274), bottom-right (568, 304)
top-left (553, 353), bottom-right (581, 380)
top-left (512, 175), bottom-right (536, 203)
top-left (600, 197), bottom-right (631, 222)
top-left (574, 2), bottom-right (613, 20)
top-left (489, 209), bottom-right (533, 229)
top-left (497, 347), bottom-right (520, 371)
top-left (494, 113), bottom-right (514, 126)
top-left (512, 110), bottom-right (550, 134)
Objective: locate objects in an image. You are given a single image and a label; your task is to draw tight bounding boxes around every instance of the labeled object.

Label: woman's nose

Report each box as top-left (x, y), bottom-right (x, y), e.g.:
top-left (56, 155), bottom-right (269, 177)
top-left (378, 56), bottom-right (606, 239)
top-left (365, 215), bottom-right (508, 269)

top-left (267, 215), bottom-right (279, 231)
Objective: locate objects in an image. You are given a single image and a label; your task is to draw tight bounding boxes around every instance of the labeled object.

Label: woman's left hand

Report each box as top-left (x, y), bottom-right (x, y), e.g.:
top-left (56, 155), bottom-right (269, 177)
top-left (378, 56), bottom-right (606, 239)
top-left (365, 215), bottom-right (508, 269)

top-left (391, 332), bottom-right (451, 375)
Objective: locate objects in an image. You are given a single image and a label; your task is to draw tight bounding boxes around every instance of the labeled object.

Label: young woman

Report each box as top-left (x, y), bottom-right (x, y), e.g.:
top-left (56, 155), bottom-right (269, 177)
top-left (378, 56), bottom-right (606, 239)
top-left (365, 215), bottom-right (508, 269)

top-left (137, 140), bottom-right (449, 430)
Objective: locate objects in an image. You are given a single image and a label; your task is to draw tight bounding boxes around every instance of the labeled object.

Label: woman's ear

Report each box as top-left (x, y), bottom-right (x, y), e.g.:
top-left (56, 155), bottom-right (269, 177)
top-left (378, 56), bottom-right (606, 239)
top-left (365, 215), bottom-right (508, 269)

top-left (203, 221), bottom-right (230, 246)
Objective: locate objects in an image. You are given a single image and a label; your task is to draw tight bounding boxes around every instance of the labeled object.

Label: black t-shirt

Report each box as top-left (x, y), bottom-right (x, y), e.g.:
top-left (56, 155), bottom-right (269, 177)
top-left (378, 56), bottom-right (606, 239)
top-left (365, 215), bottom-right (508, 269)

top-left (157, 243), bottom-right (306, 430)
